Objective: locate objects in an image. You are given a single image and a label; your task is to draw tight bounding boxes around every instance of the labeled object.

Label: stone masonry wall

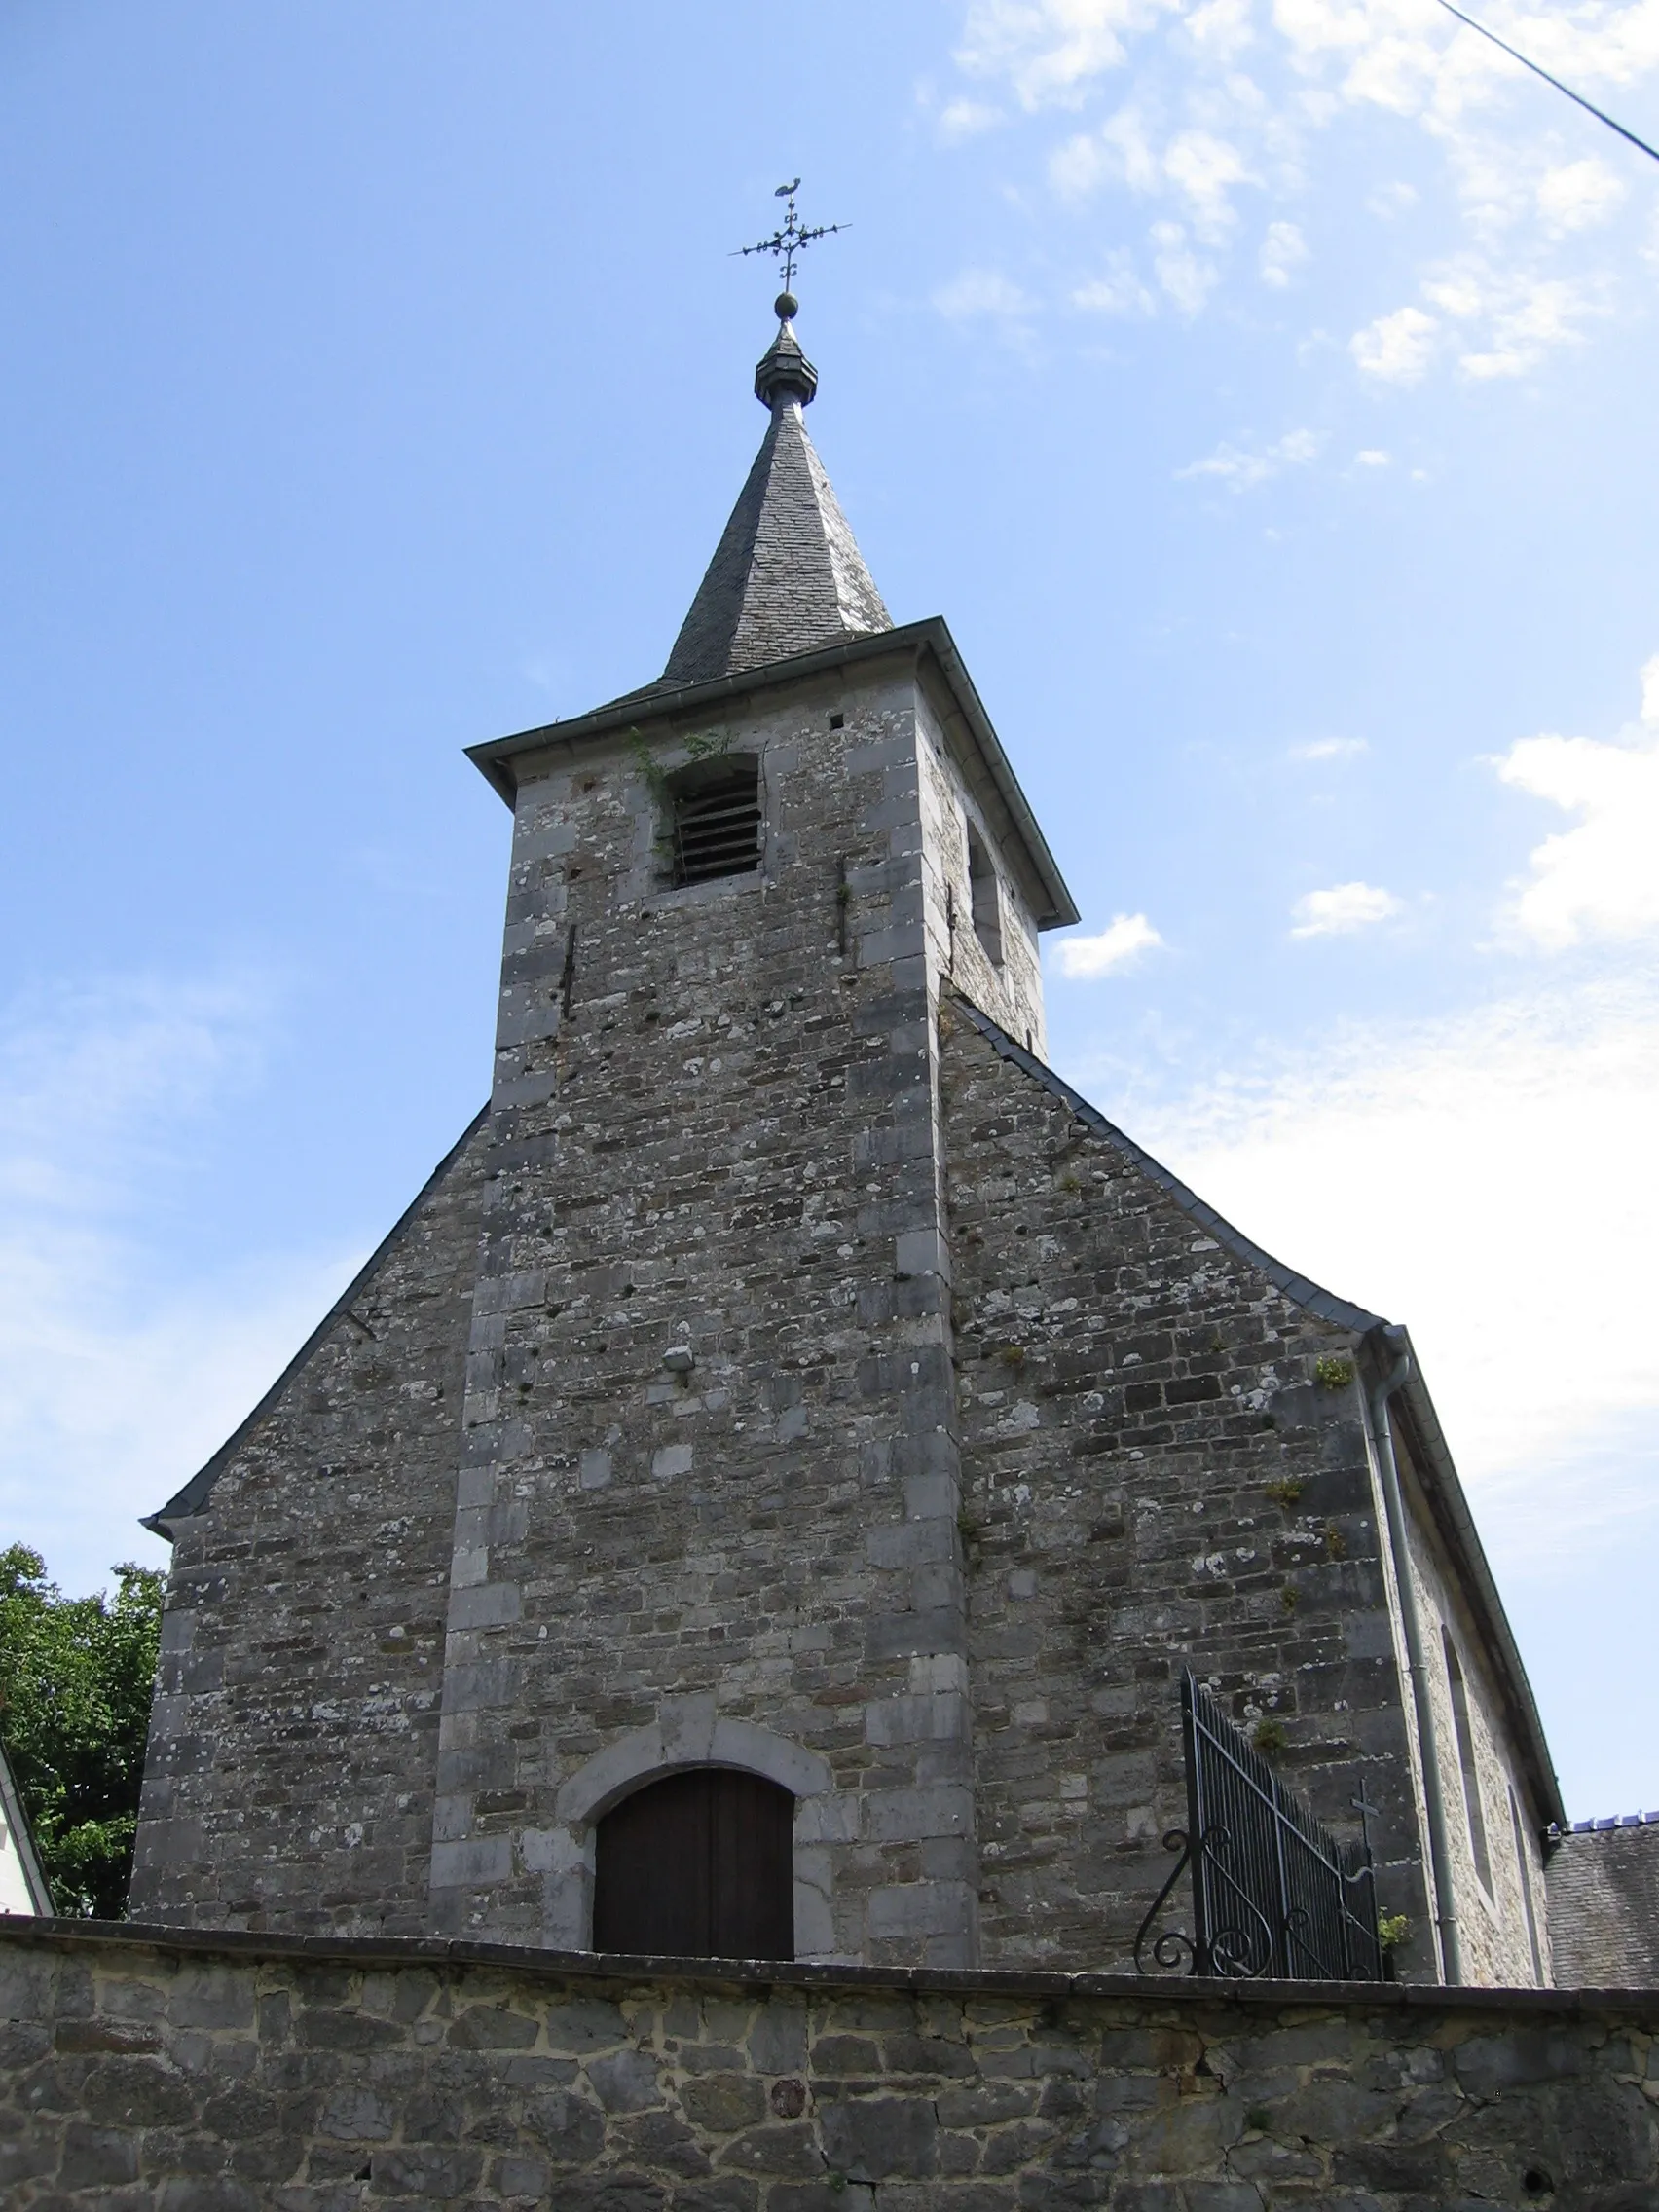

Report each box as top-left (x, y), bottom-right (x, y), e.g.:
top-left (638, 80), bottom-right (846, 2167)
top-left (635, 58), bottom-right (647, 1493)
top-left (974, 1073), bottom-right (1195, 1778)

top-left (130, 1121), bottom-right (491, 1935)
top-left (937, 1005), bottom-right (1439, 1979)
top-left (431, 654), bottom-right (980, 1964)
top-left (1390, 1426), bottom-right (1553, 1990)
top-left (913, 691), bottom-right (1045, 1064)
top-left (2, 1921), bottom-right (1655, 2211)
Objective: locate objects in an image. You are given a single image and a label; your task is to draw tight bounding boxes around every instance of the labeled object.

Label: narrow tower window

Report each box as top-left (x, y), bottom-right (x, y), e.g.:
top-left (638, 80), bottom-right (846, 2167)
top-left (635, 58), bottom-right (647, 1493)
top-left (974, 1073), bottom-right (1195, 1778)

top-left (1442, 1629), bottom-right (1493, 1892)
top-left (966, 822), bottom-right (1003, 968)
top-left (668, 756), bottom-right (761, 888)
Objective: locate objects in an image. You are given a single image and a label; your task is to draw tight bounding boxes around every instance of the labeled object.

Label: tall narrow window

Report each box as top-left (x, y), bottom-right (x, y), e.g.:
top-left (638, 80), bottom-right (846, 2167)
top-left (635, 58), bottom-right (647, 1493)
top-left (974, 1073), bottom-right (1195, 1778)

top-left (1508, 1785), bottom-right (1545, 1985)
top-left (592, 1768), bottom-right (794, 1961)
top-left (966, 822), bottom-right (1003, 968)
top-left (1443, 1630), bottom-right (1493, 1892)
top-left (668, 756), bottom-right (761, 888)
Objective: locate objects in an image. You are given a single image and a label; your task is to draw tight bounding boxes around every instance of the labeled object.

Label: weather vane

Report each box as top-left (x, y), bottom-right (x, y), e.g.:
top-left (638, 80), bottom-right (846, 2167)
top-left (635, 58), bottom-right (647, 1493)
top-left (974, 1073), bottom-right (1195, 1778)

top-left (734, 179), bottom-right (848, 305)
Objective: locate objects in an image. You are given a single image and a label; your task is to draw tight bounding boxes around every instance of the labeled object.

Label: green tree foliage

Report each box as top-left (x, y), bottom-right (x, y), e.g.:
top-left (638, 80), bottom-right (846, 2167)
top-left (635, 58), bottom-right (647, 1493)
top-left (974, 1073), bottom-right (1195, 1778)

top-left (0, 1545), bottom-right (164, 1918)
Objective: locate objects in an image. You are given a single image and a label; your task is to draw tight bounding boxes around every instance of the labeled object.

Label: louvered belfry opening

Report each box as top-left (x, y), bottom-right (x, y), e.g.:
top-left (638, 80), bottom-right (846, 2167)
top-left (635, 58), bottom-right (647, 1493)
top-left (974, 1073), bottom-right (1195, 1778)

top-left (592, 1768), bottom-right (795, 1962)
top-left (668, 756), bottom-right (761, 888)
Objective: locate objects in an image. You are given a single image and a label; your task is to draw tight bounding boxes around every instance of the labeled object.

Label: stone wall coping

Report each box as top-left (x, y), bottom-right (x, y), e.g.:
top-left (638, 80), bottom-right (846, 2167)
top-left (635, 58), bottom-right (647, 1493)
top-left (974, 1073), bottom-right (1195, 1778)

top-left (4, 1916), bottom-right (1653, 2019)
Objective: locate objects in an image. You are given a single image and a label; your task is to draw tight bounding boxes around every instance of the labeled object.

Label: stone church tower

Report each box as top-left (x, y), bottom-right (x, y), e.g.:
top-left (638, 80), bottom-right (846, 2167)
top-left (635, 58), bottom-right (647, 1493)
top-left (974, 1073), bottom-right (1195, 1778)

top-left (131, 302), bottom-right (1564, 1989)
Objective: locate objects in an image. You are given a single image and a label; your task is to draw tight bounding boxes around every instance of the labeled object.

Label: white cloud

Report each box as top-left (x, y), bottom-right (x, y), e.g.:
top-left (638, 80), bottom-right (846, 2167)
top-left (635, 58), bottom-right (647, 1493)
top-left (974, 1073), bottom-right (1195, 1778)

top-left (0, 974), bottom-right (356, 1597)
top-left (1494, 660), bottom-right (1659, 948)
top-left (1352, 448), bottom-right (1390, 467)
top-left (1367, 179), bottom-right (1419, 217)
top-left (1052, 127), bottom-right (1114, 196)
top-left (1151, 219), bottom-right (1218, 313)
top-left (1350, 303), bottom-right (1438, 382)
top-left (956, 0), bottom-right (1170, 109)
top-left (1186, 0), bottom-right (1255, 62)
top-left (1164, 128), bottom-right (1254, 236)
top-left (1454, 275), bottom-right (1594, 379)
top-left (932, 267), bottom-right (1035, 321)
top-left (1177, 424), bottom-right (1322, 489)
top-left (1259, 217), bottom-right (1309, 285)
top-left (1115, 975), bottom-right (1659, 1558)
top-left (1072, 250), bottom-right (1158, 314)
top-left (948, 0), bottom-right (1659, 377)
top-left (1289, 879), bottom-right (1402, 935)
top-left (940, 95), bottom-right (1004, 139)
top-left (1054, 911), bottom-right (1165, 976)
top-left (1289, 735), bottom-right (1368, 759)
top-left (1536, 157), bottom-right (1626, 235)
top-left (1346, 265), bottom-right (1598, 386)
top-left (1053, 108), bottom-right (1253, 240)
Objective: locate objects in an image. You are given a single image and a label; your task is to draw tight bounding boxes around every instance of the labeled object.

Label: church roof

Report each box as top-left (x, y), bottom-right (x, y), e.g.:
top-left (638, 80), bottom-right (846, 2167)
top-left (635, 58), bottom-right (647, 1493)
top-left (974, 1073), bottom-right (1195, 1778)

top-left (658, 316), bottom-right (892, 686)
top-left (140, 1107), bottom-right (490, 1542)
top-left (950, 992), bottom-right (1385, 1336)
top-left (950, 988), bottom-right (1566, 1833)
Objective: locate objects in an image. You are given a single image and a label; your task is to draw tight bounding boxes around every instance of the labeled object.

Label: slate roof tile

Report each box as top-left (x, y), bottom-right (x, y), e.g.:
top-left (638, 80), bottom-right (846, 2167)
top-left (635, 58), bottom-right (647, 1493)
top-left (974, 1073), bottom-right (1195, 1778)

top-left (659, 321), bottom-right (892, 687)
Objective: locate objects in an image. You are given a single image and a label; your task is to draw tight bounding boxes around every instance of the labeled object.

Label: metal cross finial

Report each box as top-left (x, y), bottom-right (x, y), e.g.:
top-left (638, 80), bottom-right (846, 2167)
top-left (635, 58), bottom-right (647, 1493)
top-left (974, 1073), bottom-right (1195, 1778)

top-left (733, 179), bottom-right (848, 303)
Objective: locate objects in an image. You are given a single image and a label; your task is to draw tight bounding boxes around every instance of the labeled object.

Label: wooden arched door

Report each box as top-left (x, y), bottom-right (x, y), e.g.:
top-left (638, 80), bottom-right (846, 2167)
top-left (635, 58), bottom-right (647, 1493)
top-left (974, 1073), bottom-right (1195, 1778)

top-left (592, 1768), bottom-right (794, 1961)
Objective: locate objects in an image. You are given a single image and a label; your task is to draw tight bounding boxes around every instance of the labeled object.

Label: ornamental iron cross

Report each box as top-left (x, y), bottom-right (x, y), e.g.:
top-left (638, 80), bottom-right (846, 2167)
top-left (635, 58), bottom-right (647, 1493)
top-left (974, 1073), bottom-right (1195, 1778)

top-left (734, 179), bottom-right (847, 297)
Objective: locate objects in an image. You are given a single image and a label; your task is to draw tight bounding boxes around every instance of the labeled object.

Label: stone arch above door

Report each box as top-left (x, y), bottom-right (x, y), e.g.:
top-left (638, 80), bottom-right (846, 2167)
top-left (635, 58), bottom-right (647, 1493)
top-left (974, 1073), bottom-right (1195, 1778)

top-left (555, 1699), bottom-right (832, 1826)
top-left (524, 1696), bottom-right (852, 1959)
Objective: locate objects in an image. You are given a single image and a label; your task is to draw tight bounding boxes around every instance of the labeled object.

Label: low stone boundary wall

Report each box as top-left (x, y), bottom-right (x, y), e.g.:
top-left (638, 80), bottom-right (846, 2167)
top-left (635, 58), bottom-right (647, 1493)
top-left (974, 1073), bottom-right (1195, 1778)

top-left (0, 1920), bottom-right (1655, 2210)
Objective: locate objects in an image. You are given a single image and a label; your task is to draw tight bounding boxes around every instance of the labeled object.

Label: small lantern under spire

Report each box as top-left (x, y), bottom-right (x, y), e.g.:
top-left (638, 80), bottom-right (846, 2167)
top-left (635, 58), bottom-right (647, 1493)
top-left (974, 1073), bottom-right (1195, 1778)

top-left (755, 308), bottom-right (818, 411)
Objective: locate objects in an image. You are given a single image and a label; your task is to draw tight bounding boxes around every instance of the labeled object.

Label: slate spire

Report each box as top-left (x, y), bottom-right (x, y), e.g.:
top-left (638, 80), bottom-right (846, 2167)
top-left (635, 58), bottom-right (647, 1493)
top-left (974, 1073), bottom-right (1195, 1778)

top-left (661, 293), bottom-right (892, 687)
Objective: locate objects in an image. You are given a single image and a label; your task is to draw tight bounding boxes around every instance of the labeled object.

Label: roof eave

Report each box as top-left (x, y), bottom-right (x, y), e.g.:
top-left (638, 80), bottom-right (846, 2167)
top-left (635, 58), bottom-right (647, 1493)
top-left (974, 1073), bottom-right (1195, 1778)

top-left (915, 625), bottom-right (1080, 931)
top-left (951, 992), bottom-right (1384, 1332)
top-left (464, 617), bottom-right (1080, 932)
top-left (140, 1106), bottom-right (491, 1545)
top-left (950, 992), bottom-right (1563, 1825)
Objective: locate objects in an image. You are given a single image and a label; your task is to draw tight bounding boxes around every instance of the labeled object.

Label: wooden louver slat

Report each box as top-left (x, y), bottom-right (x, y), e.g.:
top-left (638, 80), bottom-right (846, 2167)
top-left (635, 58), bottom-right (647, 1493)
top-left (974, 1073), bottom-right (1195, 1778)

top-left (672, 763), bottom-right (761, 888)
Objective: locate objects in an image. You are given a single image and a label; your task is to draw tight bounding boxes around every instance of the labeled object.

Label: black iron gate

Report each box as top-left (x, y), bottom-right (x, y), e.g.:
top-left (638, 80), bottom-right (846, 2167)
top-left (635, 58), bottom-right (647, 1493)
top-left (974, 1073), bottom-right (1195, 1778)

top-left (1134, 1673), bottom-right (1385, 1981)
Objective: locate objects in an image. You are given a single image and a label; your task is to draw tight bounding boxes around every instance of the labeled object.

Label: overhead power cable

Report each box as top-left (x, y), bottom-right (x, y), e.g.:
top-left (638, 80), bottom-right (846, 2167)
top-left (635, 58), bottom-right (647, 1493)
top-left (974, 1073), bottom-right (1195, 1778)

top-left (1431, 0), bottom-right (1659, 166)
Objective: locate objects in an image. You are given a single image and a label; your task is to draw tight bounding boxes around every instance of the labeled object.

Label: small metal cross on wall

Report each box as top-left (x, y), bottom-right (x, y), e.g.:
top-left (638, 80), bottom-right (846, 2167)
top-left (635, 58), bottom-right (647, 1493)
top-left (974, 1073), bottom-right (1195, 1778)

top-left (734, 179), bottom-right (847, 301)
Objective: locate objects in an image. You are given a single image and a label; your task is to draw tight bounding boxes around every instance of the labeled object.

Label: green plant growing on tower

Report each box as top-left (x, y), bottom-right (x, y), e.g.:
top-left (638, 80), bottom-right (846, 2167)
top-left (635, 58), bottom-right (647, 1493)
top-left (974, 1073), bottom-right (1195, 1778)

top-left (626, 724), bottom-right (732, 799)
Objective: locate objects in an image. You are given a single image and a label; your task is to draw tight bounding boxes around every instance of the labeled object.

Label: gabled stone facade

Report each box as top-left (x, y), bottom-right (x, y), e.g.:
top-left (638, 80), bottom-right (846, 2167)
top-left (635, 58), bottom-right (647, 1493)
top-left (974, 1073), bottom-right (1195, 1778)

top-left (132, 1116), bottom-right (490, 1933)
top-left (132, 307), bottom-right (1566, 1990)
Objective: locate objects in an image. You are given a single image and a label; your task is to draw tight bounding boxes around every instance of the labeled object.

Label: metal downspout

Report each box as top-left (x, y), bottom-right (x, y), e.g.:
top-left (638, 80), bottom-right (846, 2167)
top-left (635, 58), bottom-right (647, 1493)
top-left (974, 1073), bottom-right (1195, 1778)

top-left (1370, 1325), bottom-right (1462, 1985)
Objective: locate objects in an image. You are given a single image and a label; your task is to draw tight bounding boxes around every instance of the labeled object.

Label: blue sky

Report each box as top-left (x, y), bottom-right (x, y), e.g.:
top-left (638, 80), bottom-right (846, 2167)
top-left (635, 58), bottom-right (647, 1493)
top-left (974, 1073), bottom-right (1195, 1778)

top-left (2, 0), bottom-right (1655, 1816)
